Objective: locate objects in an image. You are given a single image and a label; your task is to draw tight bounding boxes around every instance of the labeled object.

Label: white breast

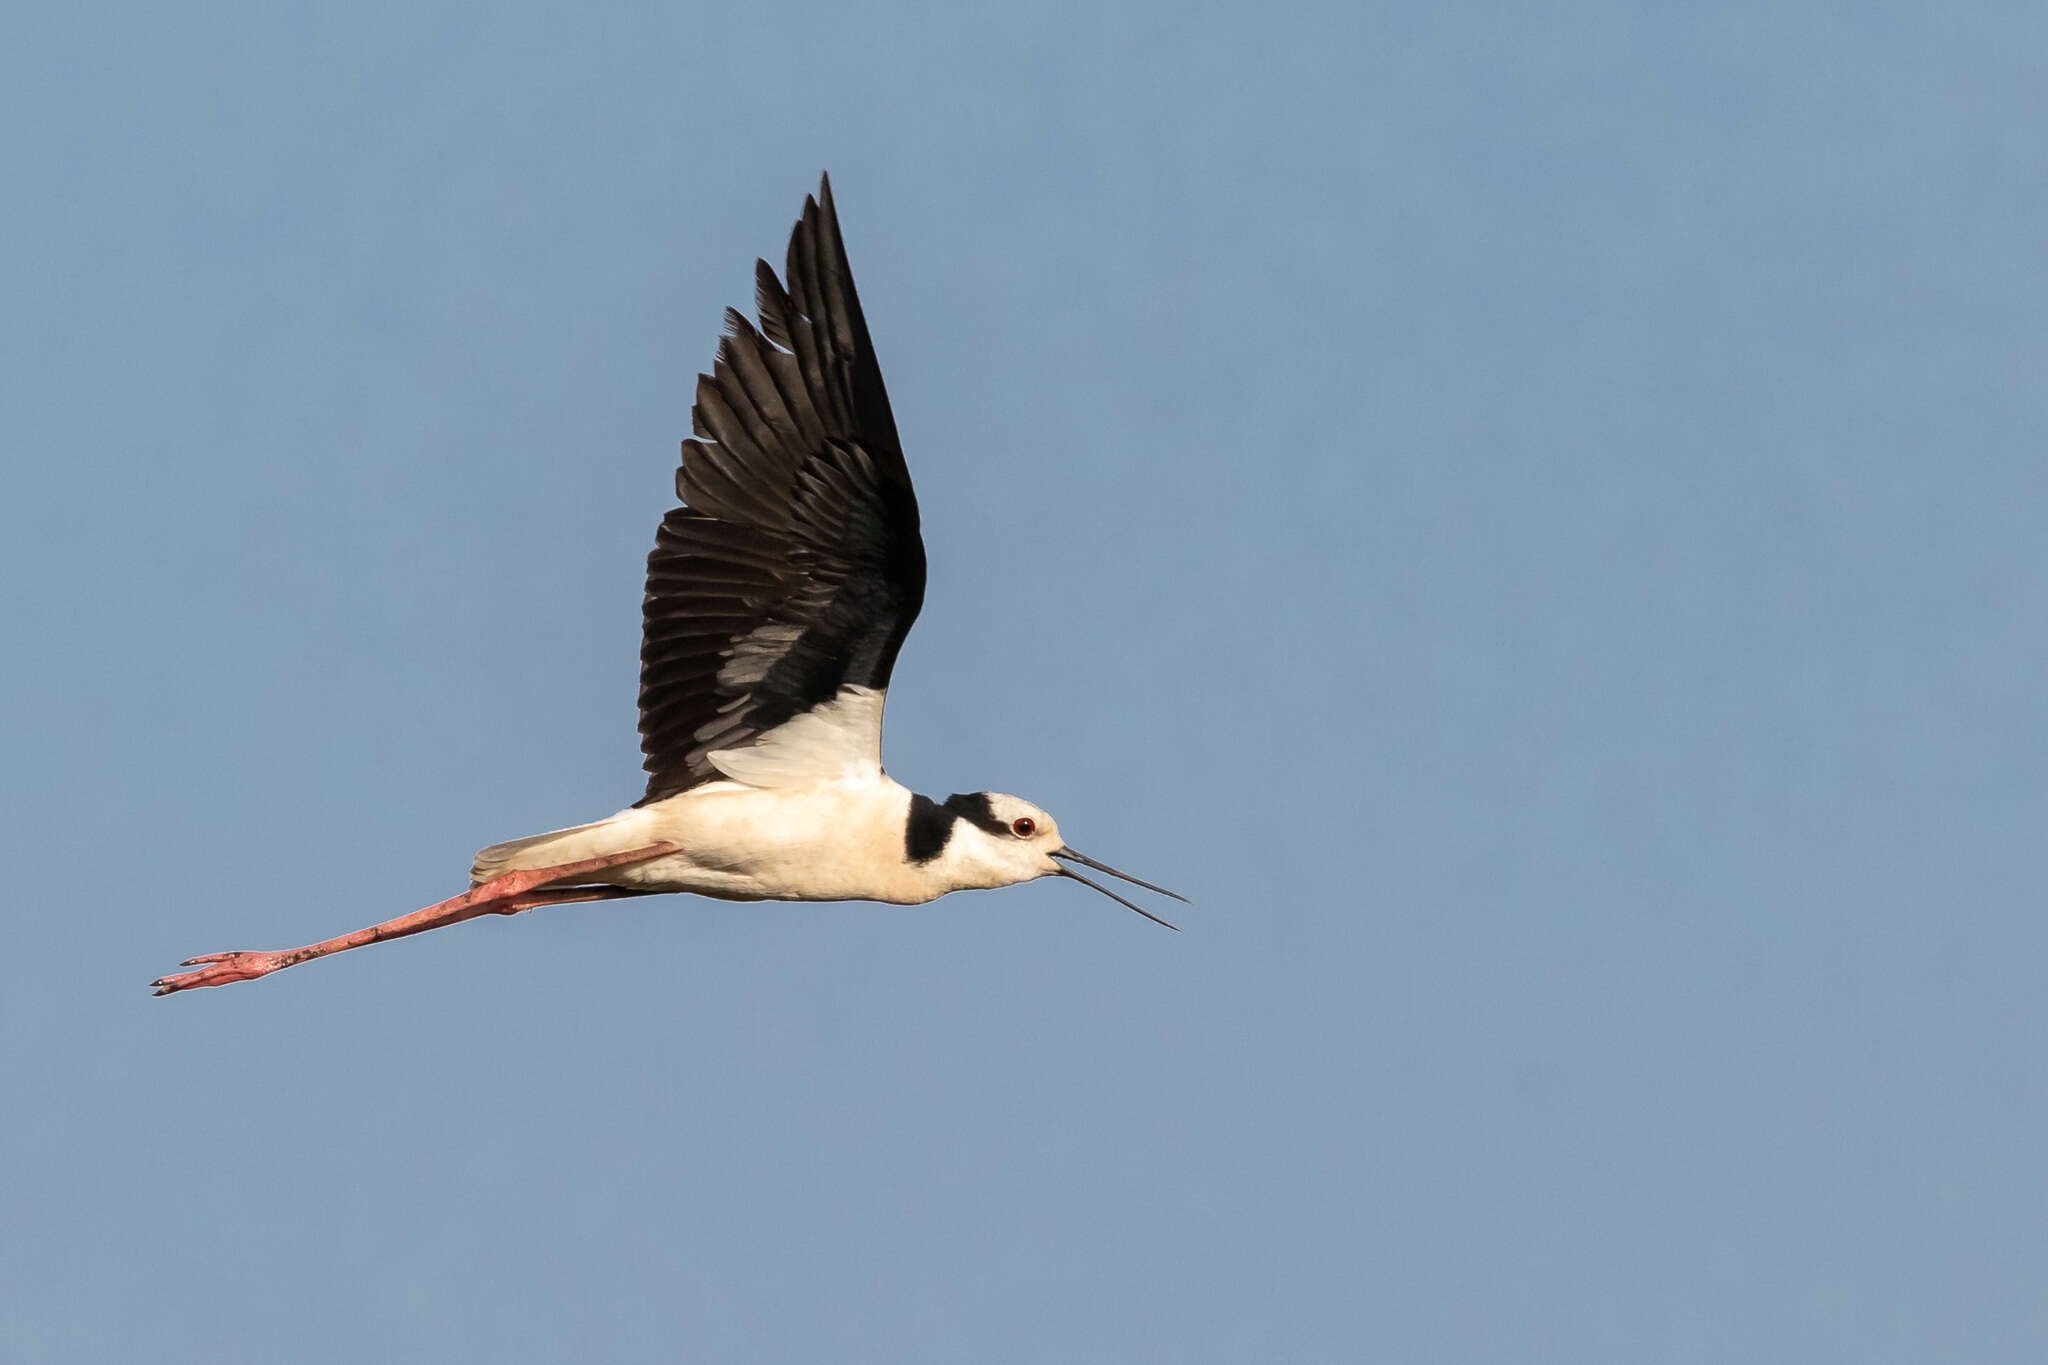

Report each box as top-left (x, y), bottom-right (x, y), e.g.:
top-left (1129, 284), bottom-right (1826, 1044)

top-left (597, 778), bottom-right (945, 905)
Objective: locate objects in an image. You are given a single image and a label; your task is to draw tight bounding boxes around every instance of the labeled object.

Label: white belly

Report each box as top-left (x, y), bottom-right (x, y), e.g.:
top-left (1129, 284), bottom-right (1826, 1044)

top-left (558, 780), bottom-right (941, 905)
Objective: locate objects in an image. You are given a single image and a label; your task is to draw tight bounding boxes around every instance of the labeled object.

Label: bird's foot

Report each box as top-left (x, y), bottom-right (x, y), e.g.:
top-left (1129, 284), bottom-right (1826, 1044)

top-left (151, 950), bottom-right (290, 996)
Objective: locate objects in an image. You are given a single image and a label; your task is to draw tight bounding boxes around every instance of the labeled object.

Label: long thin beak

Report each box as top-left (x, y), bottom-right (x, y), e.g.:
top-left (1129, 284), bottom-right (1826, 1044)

top-left (1051, 847), bottom-right (1186, 932)
top-left (1052, 848), bottom-right (1188, 902)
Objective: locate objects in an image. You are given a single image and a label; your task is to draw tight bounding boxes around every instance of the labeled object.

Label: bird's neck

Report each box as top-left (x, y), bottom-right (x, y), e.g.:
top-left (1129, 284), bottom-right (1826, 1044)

top-left (895, 789), bottom-right (1032, 897)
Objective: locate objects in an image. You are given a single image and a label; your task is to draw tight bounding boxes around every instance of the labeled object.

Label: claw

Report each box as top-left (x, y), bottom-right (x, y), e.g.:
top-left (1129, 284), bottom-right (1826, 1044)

top-left (150, 950), bottom-right (289, 996)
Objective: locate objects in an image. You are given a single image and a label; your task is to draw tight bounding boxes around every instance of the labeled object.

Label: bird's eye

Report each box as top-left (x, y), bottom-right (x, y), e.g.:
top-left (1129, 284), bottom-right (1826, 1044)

top-left (1011, 817), bottom-right (1036, 838)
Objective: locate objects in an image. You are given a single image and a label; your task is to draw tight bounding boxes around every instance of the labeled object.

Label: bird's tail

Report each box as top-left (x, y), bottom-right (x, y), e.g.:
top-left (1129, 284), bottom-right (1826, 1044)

top-left (470, 819), bottom-right (623, 886)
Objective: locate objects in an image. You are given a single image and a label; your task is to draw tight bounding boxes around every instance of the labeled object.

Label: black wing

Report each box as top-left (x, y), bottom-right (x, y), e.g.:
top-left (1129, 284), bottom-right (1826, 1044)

top-left (636, 175), bottom-right (926, 803)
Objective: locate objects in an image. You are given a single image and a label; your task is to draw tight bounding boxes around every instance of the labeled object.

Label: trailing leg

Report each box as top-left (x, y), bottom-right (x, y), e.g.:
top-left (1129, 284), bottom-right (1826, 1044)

top-left (149, 843), bottom-right (681, 996)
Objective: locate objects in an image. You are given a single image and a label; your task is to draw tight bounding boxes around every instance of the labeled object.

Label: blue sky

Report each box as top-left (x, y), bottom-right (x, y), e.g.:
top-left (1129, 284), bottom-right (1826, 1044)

top-left (5, 3), bottom-right (2045, 1360)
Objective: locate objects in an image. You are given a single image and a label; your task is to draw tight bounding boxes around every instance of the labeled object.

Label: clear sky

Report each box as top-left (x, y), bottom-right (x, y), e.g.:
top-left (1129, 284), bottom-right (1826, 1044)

top-left (5, 3), bottom-right (2045, 1360)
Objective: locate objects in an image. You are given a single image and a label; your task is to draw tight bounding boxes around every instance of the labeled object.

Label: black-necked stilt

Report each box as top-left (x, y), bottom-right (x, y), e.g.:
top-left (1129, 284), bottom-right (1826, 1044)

top-left (153, 175), bottom-right (1182, 997)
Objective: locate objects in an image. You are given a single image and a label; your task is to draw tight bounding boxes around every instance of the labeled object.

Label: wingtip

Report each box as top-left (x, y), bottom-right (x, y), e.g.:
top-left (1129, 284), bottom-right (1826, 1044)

top-left (812, 172), bottom-right (843, 232)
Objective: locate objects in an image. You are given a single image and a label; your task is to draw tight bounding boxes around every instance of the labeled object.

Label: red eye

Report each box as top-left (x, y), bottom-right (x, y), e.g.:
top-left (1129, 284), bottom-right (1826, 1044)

top-left (1011, 817), bottom-right (1036, 838)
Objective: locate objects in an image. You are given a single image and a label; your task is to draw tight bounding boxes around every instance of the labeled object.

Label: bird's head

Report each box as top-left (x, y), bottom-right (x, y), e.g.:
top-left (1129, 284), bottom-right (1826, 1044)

top-left (930, 792), bottom-right (1185, 929)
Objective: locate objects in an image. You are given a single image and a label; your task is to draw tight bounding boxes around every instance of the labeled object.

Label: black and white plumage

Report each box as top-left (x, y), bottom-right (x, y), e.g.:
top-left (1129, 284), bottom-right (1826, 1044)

top-left (467, 175), bottom-right (1180, 923)
top-left (149, 175), bottom-right (1180, 999)
top-left (638, 180), bottom-right (926, 803)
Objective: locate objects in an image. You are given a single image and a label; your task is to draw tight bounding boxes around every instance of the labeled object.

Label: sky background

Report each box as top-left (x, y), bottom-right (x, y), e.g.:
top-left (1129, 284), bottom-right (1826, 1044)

top-left (5, 3), bottom-right (2045, 1360)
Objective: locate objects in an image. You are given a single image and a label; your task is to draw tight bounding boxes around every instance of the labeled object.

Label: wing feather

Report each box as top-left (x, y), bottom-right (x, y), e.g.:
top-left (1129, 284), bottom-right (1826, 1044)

top-left (636, 176), bottom-right (926, 802)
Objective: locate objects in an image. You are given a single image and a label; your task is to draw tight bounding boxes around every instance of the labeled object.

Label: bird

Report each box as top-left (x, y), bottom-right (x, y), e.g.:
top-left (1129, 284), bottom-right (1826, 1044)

top-left (152, 174), bottom-right (1183, 997)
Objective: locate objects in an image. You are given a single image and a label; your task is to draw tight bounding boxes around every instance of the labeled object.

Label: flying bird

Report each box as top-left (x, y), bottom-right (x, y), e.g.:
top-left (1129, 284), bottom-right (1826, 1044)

top-left (152, 175), bottom-right (1182, 996)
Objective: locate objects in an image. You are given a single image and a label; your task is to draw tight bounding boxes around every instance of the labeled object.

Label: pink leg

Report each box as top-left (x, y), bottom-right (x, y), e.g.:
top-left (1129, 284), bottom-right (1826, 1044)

top-left (150, 843), bottom-right (681, 996)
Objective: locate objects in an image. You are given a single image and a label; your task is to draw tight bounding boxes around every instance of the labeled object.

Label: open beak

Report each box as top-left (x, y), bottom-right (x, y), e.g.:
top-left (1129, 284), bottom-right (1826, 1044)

top-left (1050, 847), bottom-right (1187, 931)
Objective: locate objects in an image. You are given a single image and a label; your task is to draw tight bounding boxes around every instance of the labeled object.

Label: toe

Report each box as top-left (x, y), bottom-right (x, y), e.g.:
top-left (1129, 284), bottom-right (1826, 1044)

top-left (150, 951), bottom-right (277, 996)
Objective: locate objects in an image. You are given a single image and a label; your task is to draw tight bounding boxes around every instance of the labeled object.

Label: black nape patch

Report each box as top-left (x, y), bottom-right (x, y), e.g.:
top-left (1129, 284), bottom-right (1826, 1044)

top-left (904, 793), bottom-right (959, 864)
top-left (943, 792), bottom-right (1011, 838)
